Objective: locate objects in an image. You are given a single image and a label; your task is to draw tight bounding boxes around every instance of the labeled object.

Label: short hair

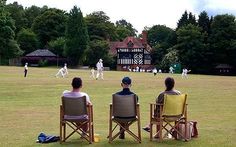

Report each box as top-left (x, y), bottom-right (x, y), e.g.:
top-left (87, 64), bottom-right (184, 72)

top-left (122, 76), bottom-right (132, 85)
top-left (71, 77), bottom-right (82, 89)
top-left (165, 77), bottom-right (175, 91)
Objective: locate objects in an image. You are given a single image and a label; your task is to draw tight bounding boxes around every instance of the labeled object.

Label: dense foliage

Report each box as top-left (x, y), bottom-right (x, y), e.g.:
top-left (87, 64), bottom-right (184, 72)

top-left (1, 1), bottom-right (236, 74)
top-left (64, 6), bottom-right (89, 66)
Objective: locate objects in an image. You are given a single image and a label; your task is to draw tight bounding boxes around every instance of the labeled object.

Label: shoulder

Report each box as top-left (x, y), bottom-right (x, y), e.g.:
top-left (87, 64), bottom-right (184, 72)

top-left (173, 90), bottom-right (181, 94)
top-left (158, 91), bottom-right (165, 97)
top-left (62, 90), bottom-right (71, 96)
top-left (80, 92), bottom-right (89, 97)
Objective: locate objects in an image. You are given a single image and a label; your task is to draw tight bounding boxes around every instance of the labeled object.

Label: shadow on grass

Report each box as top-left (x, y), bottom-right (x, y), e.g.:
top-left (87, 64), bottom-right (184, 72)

top-left (43, 137), bottom-right (195, 147)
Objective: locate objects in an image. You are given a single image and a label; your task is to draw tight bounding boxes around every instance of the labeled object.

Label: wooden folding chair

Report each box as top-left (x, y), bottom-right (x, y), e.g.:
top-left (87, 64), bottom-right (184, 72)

top-left (150, 94), bottom-right (188, 141)
top-left (108, 94), bottom-right (141, 143)
top-left (60, 96), bottom-right (94, 144)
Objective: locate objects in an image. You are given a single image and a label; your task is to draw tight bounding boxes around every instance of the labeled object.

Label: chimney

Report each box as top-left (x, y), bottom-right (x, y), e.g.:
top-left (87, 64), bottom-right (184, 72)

top-left (142, 31), bottom-right (147, 46)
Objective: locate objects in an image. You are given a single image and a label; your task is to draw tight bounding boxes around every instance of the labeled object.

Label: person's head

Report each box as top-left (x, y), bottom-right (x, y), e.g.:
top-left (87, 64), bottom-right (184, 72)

top-left (71, 77), bottom-right (82, 89)
top-left (99, 59), bottom-right (103, 62)
top-left (64, 63), bottom-right (67, 66)
top-left (121, 76), bottom-right (132, 88)
top-left (25, 63), bottom-right (28, 65)
top-left (165, 77), bottom-right (175, 91)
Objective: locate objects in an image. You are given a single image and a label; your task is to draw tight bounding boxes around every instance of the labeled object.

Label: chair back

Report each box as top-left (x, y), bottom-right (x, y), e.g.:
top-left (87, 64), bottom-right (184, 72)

top-left (62, 96), bottom-right (87, 116)
top-left (162, 94), bottom-right (187, 117)
top-left (112, 94), bottom-right (137, 117)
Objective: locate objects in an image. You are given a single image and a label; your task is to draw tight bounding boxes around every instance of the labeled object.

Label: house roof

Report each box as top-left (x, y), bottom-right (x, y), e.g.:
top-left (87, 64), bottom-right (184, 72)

top-left (26, 49), bottom-right (56, 57)
top-left (109, 36), bottom-right (152, 55)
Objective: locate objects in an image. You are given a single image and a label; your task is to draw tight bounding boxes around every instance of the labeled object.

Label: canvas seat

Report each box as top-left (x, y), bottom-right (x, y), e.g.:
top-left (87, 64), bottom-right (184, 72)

top-left (60, 96), bottom-right (94, 144)
top-left (150, 94), bottom-right (188, 141)
top-left (108, 94), bottom-right (141, 143)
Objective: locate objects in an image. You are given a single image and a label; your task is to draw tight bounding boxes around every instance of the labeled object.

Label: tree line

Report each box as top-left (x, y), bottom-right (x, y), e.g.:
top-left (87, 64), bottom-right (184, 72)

top-left (148, 11), bottom-right (236, 74)
top-left (1, 0), bottom-right (236, 74)
top-left (0, 1), bottom-right (137, 67)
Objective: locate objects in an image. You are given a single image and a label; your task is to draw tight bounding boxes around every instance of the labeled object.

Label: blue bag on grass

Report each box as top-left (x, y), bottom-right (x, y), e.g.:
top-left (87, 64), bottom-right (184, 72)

top-left (37, 132), bottom-right (60, 143)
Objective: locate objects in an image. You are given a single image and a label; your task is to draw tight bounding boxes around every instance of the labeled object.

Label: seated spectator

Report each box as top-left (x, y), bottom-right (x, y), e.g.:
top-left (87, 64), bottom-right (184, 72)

top-left (114, 77), bottom-right (138, 139)
top-left (143, 77), bottom-right (181, 134)
top-left (62, 77), bottom-right (92, 135)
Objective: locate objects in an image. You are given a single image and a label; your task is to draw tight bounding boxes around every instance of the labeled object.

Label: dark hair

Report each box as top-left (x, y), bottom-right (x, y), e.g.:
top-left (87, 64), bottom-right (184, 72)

top-left (165, 77), bottom-right (175, 91)
top-left (71, 77), bottom-right (82, 89)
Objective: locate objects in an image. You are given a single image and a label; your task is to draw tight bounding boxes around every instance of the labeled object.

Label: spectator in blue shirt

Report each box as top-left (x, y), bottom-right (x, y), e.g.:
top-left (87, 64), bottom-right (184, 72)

top-left (115, 77), bottom-right (138, 139)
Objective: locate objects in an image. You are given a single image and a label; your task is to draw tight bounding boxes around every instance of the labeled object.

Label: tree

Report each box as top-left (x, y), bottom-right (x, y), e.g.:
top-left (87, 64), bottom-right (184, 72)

top-left (48, 37), bottom-right (65, 57)
top-left (151, 44), bottom-right (168, 66)
top-left (85, 11), bottom-right (117, 41)
top-left (176, 24), bottom-right (207, 73)
top-left (209, 14), bottom-right (236, 67)
top-left (5, 2), bottom-right (26, 34)
top-left (147, 25), bottom-right (176, 47)
top-left (188, 12), bottom-right (197, 25)
top-left (177, 11), bottom-right (198, 30)
top-left (161, 49), bottom-right (179, 69)
top-left (24, 5), bottom-right (47, 28)
top-left (32, 8), bottom-right (67, 48)
top-left (64, 6), bottom-right (89, 66)
top-left (198, 11), bottom-right (210, 34)
top-left (177, 11), bottom-right (188, 29)
top-left (85, 39), bottom-right (114, 68)
top-left (0, 1), bottom-right (22, 64)
top-left (147, 25), bottom-right (176, 66)
top-left (17, 28), bottom-right (38, 55)
top-left (115, 19), bottom-right (137, 40)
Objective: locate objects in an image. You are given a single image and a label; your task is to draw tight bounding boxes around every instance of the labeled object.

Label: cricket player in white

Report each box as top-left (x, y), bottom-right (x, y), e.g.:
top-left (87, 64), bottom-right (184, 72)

top-left (182, 68), bottom-right (191, 78)
top-left (96, 59), bottom-right (104, 80)
top-left (24, 63), bottom-right (28, 77)
top-left (169, 66), bottom-right (174, 74)
top-left (63, 63), bottom-right (68, 76)
top-left (152, 68), bottom-right (157, 76)
top-left (55, 68), bottom-right (65, 78)
top-left (90, 67), bottom-right (95, 79)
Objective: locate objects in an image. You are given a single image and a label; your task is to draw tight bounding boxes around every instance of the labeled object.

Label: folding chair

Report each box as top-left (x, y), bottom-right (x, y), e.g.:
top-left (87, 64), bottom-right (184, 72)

top-left (108, 94), bottom-right (141, 143)
top-left (60, 96), bottom-right (94, 144)
top-left (150, 94), bottom-right (188, 141)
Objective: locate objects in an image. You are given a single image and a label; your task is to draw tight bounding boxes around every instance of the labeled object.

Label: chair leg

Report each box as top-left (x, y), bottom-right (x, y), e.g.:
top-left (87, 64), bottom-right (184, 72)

top-left (92, 123), bottom-right (94, 142)
top-left (185, 120), bottom-right (188, 141)
top-left (88, 122), bottom-right (92, 144)
top-left (150, 123), bottom-right (153, 141)
top-left (109, 119), bottom-right (112, 143)
top-left (60, 121), bottom-right (62, 143)
top-left (137, 120), bottom-right (141, 143)
top-left (159, 121), bottom-right (163, 141)
top-left (63, 123), bottom-right (66, 142)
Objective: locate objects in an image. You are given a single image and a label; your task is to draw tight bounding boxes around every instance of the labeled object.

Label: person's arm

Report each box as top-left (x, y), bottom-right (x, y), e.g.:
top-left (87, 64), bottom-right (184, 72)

top-left (85, 93), bottom-right (92, 104)
top-left (156, 93), bottom-right (164, 104)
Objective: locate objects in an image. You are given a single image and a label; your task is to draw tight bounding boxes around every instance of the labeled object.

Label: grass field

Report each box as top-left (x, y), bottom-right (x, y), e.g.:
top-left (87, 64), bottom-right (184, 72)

top-left (0, 66), bottom-right (236, 147)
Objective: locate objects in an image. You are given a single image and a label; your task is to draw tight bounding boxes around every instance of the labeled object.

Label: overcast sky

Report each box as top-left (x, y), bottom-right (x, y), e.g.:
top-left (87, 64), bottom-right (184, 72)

top-left (7, 0), bottom-right (236, 34)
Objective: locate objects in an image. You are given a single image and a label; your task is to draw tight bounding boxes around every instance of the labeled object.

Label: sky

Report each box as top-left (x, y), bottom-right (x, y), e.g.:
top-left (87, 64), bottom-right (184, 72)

top-left (7, 0), bottom-right (236, 34)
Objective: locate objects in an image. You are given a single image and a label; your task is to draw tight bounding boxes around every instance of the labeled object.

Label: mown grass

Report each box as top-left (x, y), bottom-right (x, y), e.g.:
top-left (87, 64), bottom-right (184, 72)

top-left (0, 66), bottom-right (236, 147)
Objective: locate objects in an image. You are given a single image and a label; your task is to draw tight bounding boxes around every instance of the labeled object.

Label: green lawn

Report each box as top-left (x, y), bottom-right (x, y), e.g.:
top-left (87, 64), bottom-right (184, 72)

top-left (0, 66), bottom-right (236, 147)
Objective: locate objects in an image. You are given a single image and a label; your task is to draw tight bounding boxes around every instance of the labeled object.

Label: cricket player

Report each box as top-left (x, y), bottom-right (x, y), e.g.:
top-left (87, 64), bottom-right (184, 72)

top-left (152, 68), bottom-right (157, 76)
top-left (90, 67), bottom-right (95, 79)
top-left (24, 63), bottom-right (28, 77)
top-left (55, 67), bottom-right (65, 78)
top-left (169, 66), bottom-right (174, 74)
top-left (96, 59), bottom-right (104, 80)
top-left (63, 63), bottom-right (68, 76)
top-left (182, 68), bottom-right (191, 78)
